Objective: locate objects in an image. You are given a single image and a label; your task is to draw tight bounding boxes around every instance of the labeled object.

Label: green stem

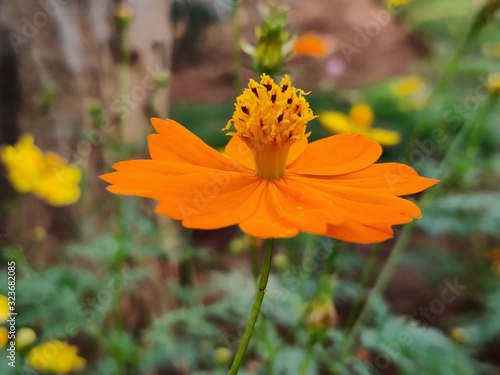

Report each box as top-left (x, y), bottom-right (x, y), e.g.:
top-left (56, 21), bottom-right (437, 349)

top-left (299, 344), bottom-right (314, 375)
top-left (339, 93), bottom-right (498, 359)
top-left (229, 238), bottom-right (274, 374)
top-left (250, 237), bottom-right (260, 280)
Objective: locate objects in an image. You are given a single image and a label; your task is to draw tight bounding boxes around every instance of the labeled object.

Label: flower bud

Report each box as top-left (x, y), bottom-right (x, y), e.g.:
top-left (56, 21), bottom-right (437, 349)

top-left (252, 7), bottom-right (290, 75)
top-left (115, 3), bottom-right (133, 30)
top-left (214, 347), bottom-right (232, 365)
top-left (487, 73), bottom-right (500, 94)
top-left (307, 298), bottom-right (338, 331)
top-left (16, 328), bottom-right (37, 350)
top-left (450, 327), bottom-right (468, 344)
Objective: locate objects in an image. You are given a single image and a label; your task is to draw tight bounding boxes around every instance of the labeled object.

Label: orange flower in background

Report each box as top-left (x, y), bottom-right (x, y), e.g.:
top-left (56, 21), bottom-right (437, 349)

top-left (102, 75), bottom-right (437, 243)
top-left (293, 33), bottom-right (329, 57)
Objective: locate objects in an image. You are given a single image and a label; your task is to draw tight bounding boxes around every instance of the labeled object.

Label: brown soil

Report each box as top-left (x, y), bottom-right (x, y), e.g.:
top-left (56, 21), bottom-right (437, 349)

top-left (169, 0), bottom-right (426, 103)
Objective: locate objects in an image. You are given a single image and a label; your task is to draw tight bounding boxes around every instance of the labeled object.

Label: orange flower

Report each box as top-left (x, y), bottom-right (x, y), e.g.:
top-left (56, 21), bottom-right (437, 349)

top-left (101, 75), bottom-right (437, 243)
top-left (293, 33), bottom-right (329, 57)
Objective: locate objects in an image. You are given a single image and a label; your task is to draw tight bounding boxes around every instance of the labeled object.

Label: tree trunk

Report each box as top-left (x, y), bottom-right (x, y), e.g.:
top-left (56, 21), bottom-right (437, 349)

top-left (0, 0), bottom-right (172, 254)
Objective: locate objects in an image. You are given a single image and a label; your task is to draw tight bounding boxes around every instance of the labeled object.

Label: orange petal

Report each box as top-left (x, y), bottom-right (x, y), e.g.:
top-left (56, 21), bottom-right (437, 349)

top-left (326, 221), bottom-right (394, 244)
top-left (239, 181), bottom-right (300, 239)
top-left (287, 137), bottom-right (308, 165)
top-left (267, 180), bottom-right (330, 234)
top-left (101, 160), bottom-right (173, 198)
top-left (224, 136), bottom-right (255, 170)
top-left (332, 163), bottom-right (439, 196)
top-left (284, 175), bottom-right (421, 226)
top-left (155, 172), bottom-right (263, 228)
top-left (148, 118), bottom-right (242, 171)
top-left (287, 134), bottom-right (382, 175)
top-left (101, 159), bottom-right (228, 198)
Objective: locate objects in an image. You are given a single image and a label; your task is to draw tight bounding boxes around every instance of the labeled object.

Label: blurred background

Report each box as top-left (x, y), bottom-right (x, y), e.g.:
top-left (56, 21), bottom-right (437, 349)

top-left (1, 0), bottom-right (500, 374)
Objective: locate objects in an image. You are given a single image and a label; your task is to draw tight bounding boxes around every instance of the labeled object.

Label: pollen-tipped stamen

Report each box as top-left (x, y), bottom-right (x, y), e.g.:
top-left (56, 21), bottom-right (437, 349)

top-left (225, 74), bottom-right (315, 179)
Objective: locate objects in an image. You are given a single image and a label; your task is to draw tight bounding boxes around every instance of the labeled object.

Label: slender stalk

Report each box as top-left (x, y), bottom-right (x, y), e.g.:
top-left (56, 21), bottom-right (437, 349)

top-left (299, 344), bottom-right (314, 375)
top-left (250, 236), bottom-right (260, 280)
top-left (229, 238), bottom-right (274, 374)
top-left (339, 93), bottom-right (498, 359)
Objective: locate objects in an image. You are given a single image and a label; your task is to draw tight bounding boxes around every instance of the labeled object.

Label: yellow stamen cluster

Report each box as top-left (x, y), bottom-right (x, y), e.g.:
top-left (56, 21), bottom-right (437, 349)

top-left (225, 74), bottom-right (315, 179)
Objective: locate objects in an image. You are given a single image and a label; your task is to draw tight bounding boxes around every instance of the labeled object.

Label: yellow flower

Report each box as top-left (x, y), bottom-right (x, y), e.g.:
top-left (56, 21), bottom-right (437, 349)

top-left (393, 76), bottom-right (428, 110)
top-left (385, 0), bottom-right (412, 6)
top-left (320, 103), bottom-right (401, 146)
top-left (0, 294), bottom-right (9, 323)
top-left (0, 134), bottom-right (81, 206)
top-left (34, 152), bottom-right (82, 206)
top-left (393, 76), bottom-right (426, 97)
top-left (0, 134), bottom-right (45, 193)
top-left (27, 340), bottom-right (86, 375)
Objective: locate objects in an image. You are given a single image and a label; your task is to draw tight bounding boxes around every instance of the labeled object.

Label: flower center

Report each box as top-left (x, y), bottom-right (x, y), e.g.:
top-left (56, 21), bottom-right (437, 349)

top-left (224, 74), bottom-right (315, 179)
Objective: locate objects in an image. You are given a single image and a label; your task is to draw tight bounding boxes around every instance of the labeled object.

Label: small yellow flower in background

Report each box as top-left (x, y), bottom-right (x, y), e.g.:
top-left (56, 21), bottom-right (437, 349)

top-left (0, 294), bottom-right (9, 323)
top-left (293, 33), bottom-right (329, 58)
top-left (487, 73), bottom-right (500, 94)
top-left (27, 340), bottom-right (86, 375)
top-left (307, 298), bottom-right (338, 331)
top-left (16, 328), bottom-right (38, 350)
top-left (0, 134), bottom-right (81, 206)
top-left (0, 134), bottom-right (44, 193)
top-left (34, 152), bottom-right (82, 206)
top-left (320, 103), bottom-right (401, 146)
top-left (385, 0), bottom-right (412, 6)
top-left (393, 75), bottom-right (428, 111)
top-left (393, 76), bottom-right (426, 97)
top-left (0, 295), bottom-right (9, 354)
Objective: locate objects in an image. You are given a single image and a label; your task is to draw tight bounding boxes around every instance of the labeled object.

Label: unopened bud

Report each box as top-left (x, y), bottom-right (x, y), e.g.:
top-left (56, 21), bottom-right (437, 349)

top-left (16, 328), bottom-right (37, 350)
top-left (252, 7), bottom-right (290, 75)
top-left (307, 298), bottom-right (338, 331)
top-left (487, 73), bottom-right (500, 94)
top-left (450, 327), bottom-right (468, 344)
top-left (214, 347), bottom-right (232, 365)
